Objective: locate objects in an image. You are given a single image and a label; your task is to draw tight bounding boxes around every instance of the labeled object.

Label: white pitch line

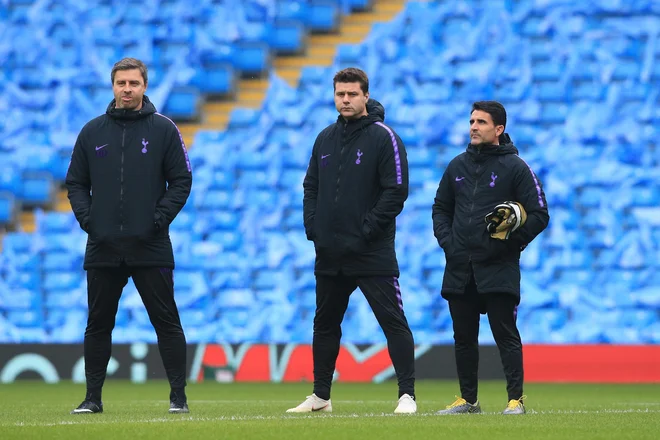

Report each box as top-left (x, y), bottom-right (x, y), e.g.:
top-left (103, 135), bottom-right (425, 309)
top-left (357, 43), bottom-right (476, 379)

top-left (133, 400), bottom-right (447, 405)
top-left (612, 402), bottom-right (660, 406)
top-left (5, 408), bottom-right (660, 428)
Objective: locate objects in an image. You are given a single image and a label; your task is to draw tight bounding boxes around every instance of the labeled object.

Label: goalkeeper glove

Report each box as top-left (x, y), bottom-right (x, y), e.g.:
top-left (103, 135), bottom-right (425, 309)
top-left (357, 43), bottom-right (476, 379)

top-left (485, 201), bottom-right (527, 240)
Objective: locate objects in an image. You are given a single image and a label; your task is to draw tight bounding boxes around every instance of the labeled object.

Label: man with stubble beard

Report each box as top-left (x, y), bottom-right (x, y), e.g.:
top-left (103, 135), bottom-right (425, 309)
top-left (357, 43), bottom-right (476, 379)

top-left (287, 68), bottom-right (417, 414)
top-left (66, 57), bottom-right (192, 415)
top-left (432, 101), bottom-right (549, 415)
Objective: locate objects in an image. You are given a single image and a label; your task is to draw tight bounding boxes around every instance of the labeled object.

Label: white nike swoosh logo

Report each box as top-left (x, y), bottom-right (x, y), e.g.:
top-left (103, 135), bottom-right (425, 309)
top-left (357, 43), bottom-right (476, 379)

top-left (321, 154), bottom-right (331, 159)
top-left (95, 144), bottom-right (108, 151)
top-left (455, 177), bottom-right (465, 181)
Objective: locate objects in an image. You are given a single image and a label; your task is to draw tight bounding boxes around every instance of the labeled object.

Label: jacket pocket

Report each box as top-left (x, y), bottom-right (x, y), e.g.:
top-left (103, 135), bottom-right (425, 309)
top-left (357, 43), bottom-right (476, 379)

top-left (136, 202), bottom-right (159, 240)
top-left (440, 233), bottom-right (455, 258)
top-left (87, 204), bottom-right (107, 243)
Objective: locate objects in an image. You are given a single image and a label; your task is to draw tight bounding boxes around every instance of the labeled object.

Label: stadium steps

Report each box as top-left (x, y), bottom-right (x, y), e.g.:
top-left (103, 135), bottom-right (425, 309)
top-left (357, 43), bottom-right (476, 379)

top-left (177, 0), bottom-right (406, 144)
top-left (177, 78), bottom-right (270, 145)
top-left (275, 0), bottom-right (406, 87)
top-left (54, 187), bottom-right (69, 213)
top-left (18, 211), bottom-right (36, 233)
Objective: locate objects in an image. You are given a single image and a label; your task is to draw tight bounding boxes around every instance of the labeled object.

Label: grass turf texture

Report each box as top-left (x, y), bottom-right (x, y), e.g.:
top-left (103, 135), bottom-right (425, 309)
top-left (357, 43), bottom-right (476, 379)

top-left (1, 381), bottom-right (659, 439)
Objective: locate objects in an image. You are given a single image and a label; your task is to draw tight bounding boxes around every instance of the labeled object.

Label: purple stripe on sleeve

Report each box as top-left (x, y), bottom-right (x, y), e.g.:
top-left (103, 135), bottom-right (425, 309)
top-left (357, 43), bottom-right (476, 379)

top-left (156, 112), bottom-right (192, 172)
top-left (374, 121), bottom-right (402, 185)
top-left (519, 157), bottom-right (544, 208)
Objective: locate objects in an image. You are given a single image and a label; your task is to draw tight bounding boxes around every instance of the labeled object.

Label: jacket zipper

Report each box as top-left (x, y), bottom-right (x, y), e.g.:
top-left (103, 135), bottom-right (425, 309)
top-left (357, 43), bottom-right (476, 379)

top-left (332, 124), bottom-right (348, 240)
top-left (467, 148), bottom-right (480, 288)
top-left (334, 123), bottom-right (347, 205)
top-left (120, 126), bottom-right (125, 232)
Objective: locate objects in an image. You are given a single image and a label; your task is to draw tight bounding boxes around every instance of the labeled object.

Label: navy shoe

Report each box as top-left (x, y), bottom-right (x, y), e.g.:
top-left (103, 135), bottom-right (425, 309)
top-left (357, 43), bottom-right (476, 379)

top-left (71, 400), bottom-right (103, 414)
top-left (169, 400), bottom-right (190, 414)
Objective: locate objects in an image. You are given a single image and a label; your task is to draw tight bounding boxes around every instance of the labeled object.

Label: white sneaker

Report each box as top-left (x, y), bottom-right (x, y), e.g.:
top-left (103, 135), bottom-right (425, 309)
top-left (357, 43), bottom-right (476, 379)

top-left (394, 394), bottom-right (417, 414)
top-left (286, 394), bottom-right (332, 413)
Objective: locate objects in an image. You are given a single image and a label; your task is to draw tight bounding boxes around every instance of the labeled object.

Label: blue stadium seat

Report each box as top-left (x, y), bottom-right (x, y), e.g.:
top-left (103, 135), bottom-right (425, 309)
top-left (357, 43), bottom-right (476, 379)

top-left (6, 310), bottom-right (43, 327)
top-left (20, 172), bottom-right (54, 206)
top-left (532, 62), bottom-right (563, 81)
top-left (191, 64), bottom-right (235, 95)
top-left (299, 66), bottom-right (333, 87)
top-left (2, 233), bottom-right (34, 254)
top-left (44, 288), bottom-right (86, 309)
top-left (42, 251), bottom-right (80, 272)
top-left (0, 167), bottom-right (21, 194)
top-left (408, 167), bottom-right (439, 188)
top-left (336, 44), bottom-right (363, 65)
top-left (215, 289), bottom-right (255, 308)
top-left (43, 271), bottom-right (82, 292)
top-left (198, 190), bottom-right (232, 210)
top-left (162, 87), bottom-right (201, 120)
top-left (170, 210), bottom-right (196, 231)
top-left (278, 169), bottom-right (305, 189)
top-left (534, 82), bottom-right (567, 102)
top-left (307, 1), bottom-right (340, 32)
top-left (180, 309), bottom-right (213, 328)
top-left (208, 210), bottom-right (241, 230)
top-left (231, 42), bottom-right (270, 75)
top-left (229, 108), bottom-right (262, 129)
top-left (207, 230), bottom-right (242, 251)
top-left (0, 191), bottom-right (16, 224)
top-left (270, 20), bottom-right (306, 53)
top-left (571, 81), bottom-right (605, 101)
top-left (276, 1), bottom-right (310, 22)
top-left (36, 212), bottom-right (76, 233)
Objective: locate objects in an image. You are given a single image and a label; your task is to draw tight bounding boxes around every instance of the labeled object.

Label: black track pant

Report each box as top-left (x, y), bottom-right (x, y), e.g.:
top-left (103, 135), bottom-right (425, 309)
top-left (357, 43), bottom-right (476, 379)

top-left (84, 264), bottom-right (187, 402)
top-left (312, 275), bottom-right (415, 400)
top-left (447, 273), bottom-right (523, 403)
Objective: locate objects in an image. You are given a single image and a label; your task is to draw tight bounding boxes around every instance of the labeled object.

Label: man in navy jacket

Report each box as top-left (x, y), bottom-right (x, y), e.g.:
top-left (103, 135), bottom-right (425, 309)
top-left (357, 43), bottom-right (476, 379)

top-left (433, 101), bottom-right (549, 415)
top-left (288, 68), bottom-right (417, 414)
top-left (66, 58), bottom-right (192, 415)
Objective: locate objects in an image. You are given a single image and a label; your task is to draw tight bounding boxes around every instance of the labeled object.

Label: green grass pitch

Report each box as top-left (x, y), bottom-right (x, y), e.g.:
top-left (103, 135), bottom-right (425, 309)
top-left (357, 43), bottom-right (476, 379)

top-left (1, 381), bottom-right (659, 439)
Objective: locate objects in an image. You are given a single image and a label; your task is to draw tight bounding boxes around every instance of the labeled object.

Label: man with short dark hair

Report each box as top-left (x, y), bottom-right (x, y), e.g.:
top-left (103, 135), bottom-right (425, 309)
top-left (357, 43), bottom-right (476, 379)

top-left (432, 101), bottom-right (549, 415)
top-left (287, 68), bottom-right (417, 414)
top-left (66, 57), bottom-right (192, 415)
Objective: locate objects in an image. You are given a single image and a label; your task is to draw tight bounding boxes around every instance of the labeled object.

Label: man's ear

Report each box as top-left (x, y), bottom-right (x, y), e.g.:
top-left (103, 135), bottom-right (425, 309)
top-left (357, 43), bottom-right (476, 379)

top-left (496, 125), bottom-right (504, 136)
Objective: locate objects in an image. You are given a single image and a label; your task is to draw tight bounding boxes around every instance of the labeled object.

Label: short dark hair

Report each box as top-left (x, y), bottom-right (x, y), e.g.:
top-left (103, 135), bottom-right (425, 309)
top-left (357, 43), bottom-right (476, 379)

top-left (471, 101), bottom-right (506, 129)
top-left (111, 58), bottom-right (148, 85)
top-left (333, 67), bottom-right (369, 94)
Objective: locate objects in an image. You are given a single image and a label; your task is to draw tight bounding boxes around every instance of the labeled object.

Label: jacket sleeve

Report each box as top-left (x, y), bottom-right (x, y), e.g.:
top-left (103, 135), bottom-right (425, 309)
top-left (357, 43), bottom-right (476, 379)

top-left (302, 135), bottom-right (320, 241)
top-left (510, 159), bottom-right (549, 247)
top-left (363, 129), bottom-right (409, 241)
top-left (432, 169), bottom-right (455, 248)
top-left (154, 123), bottom-right (192, 229)
top-left (65, 132), bottom-right (92, 233)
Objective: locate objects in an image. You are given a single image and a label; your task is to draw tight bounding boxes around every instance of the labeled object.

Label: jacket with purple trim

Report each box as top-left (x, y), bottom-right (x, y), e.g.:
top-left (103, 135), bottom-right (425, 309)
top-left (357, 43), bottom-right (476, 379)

top-left (432, 142), bottom-right (549, 298)
top-left (65, 95), bottom-right (192, 269)
top-left (303, 99), bottom-right (409, 276)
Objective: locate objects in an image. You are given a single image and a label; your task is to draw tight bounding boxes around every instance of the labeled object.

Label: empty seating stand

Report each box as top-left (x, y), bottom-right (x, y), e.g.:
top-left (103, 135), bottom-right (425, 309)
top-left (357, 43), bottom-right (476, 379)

top-left (1, 0), bottom-right (659, 344)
